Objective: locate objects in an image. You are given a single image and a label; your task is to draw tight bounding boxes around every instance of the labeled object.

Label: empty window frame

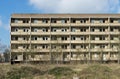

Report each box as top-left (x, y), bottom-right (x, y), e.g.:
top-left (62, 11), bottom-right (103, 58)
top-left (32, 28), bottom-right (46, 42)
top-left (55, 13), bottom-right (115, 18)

top-left (91, 37), bottom-right (95, 40)
top-left (61, 28), bottom-right (67, 32)
top-left (31, 45), bottom-right (37, 49)
top-left (51, 45), bottom-right (56, 49)
top-left (51, 20), bottom-right (57, 23)
top-left (14, 19), bottom-right (19, 23)
top-left (23, 20), bottom-right (29, 23)
top-left (34, 28), bottom-right (38, 32)
top-left (80, 45), bottom-right (86, 49)
top-left (99, 28), bottom-right (105, 32)
top-left (23, 45), bottom-right (29, 49)
top-left (23, 37), bottom-right (29, 41)
top-left (23, 29), bottom-right (29, 32)
top-left (42, 20), bottom-right (48, 23)
top-left (90, 28), bottom-right (94, 32)
top-left (61, 20), bottom-right (67, 23)
top-left (33, 20), bottom-right (38, 23)
top-left (61, 36), bottom-right (67, 40)
top-left (71, 45), bottom-right (76, 49)
top-left (34, 45), bottom-right (37, 49)
top-left (71, 28), bottom-right (76, 32)
top-left (99, 20), bottom-right (105, 23)
top-left (80, 20), bottom-right (86, 23)
top-left (43, 37), bottom-right (48, 40)
top-left (80, 28), bottom-right (86, 32)
top-left (15, 28), bottom-right (18, 32)
top-left (99, 36), bottom-right (105, 40)
top-left (80, 36), bottom-right (86, 40)
top-left (31, 37), bottom-right (37, 40)
top-left (71, 19), bottom-right (76, 23)
top-left (11, 36), bottom-right (18, 40)
top-left (11, 45), bottom-right (18, 49)
top-left (51, 28), bottom-right (57, 32)
top-left (42, 28), bottom-right (48, 32)
top-left (62, 45), bottom-right (67, 49)
top-left (34, 37), bottom-right (37, 40)
top-left (110, 28), bottom-right (114, 32)
top-left (110, 36), bottom-right (114, 40)
top-left (11, 28), bottom-right (18, 32)
top-left (42, 45), bottom-right (48, 49)
top-left (118, 20), bottom-right (120, 23)
top-left (91, 20), bottom-right (95, 23)
top-left (100, 45), bottom-right (105, 49)
top-left (51, 36), bottom-right (57, 40)
top-left (71, 36), bottom-right (76, 40)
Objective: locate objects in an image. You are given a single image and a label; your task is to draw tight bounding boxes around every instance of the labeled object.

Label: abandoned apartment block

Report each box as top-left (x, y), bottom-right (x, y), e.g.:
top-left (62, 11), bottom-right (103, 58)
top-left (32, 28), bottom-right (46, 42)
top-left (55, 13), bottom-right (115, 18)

top-left (11, 14), bottom-right (120, 63)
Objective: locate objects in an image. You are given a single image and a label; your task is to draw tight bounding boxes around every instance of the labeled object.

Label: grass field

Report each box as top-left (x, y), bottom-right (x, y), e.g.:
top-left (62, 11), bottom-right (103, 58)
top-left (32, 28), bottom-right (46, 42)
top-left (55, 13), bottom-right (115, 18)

top-left (0, 63), bottom-right (120, 79)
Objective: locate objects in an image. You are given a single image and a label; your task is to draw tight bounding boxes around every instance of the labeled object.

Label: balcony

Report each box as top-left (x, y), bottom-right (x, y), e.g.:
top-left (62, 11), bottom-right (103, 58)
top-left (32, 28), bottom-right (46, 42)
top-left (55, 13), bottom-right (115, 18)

top-left (71, 32), bottom-right (90, 35)
top-left (71, 40), bottom-right (89, 43)
top-left (11, 32), bottom-right (30, 35)
top-left (11, 23), bottom-right (30, 27)
top-left (31, 23), bottom-right (50, 27)
top-left (31, 40), bottom-right (50, 44)
top-left (32, 49), bottom-right (50, 52)
top-left (109, 48), bottom-right (118, 52)
top-left (91, 40), bottom-right (109, 43)
top-left (109, 23), bottom-right (120, 26)
top-left (110, 57), bottom-right (118, 60)
top-left (110, 40), bottom-right (119, 43)
top-left (90, 32), bottom-right (109, 35)
top-left (31, 32), bottom-right (50, 35)
top-left (90, 23), bottom-right (109, 26)
top-left (90, 48), bottom-right (109, 52)
top-left (11, 40), bottom-right (30, 44)
top-left (51, 32), bottom-right (70, 35)
top-left (29, 55), bottom-right (50, 61)
top-left (51, 23), bottom-right (70, 27)
top-left (51, 49), bottom-right (70, 52)
top-left (71, 49), bottom-right (88, 52)
top-left (11, 49), bottom-right (30, 52)
top-left (110, 32), bottom-right (120, 35)
top-left (71, 23), bottom-right (90, 26)
top-left (51, 40), bottom-right (70, 44)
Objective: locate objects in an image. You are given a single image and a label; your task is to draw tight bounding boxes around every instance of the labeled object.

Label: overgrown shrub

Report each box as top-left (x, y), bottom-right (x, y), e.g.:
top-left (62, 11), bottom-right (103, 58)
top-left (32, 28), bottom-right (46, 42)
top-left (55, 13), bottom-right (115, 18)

top-left (0, 67), bottom-right (6, 79)
top-left (6, 66), bottom-right (45, 79)
top-left (79, 65), bottom-right (113, 79)
top-left (48, 67), bottom-right (74, 76)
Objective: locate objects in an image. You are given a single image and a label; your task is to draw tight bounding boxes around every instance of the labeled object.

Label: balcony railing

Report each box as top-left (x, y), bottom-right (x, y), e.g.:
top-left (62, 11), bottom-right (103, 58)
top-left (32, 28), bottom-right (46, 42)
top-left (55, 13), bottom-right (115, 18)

top-left (11, 23), bottom-right (30, 27)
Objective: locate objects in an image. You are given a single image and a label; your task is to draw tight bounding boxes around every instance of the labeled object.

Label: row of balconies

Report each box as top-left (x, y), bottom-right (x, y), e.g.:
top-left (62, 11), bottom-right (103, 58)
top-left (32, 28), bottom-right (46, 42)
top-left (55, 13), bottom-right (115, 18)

top-left (11, 31), bottom-right (120, 35)
top-left (11, 40), bottom-right (120, 44)
top-left (11, 48), bottom-right (119, 53)
top-left (15, 55), bottom-right (118, 61)
top-left (12, 52), bottom-right (118, 61)
top-left (11, 22), bottom-right (120, 27)
top-left (12, 51), bottom-right (118, 61)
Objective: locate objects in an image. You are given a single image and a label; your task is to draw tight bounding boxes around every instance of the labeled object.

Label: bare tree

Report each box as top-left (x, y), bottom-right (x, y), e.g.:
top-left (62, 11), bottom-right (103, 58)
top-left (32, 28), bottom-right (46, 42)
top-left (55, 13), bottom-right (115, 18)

top-left (0, 39), bottom-right (6, 53)
top-left (51, 35), bottom-right (63, 64)
top-left (3, 47), bottom-right (10, 62)
top-left (76, 48), bottom-right (81, 64)
top-left (100, 48), bottom-right (103, 64)
top-left (0, 39), bottom-right (7, 63)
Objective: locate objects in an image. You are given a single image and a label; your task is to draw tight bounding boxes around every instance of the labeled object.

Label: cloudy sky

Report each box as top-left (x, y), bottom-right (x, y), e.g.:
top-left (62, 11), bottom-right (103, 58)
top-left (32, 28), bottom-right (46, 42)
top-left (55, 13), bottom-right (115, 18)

top-left (0, 0), bottom-right (120, 46)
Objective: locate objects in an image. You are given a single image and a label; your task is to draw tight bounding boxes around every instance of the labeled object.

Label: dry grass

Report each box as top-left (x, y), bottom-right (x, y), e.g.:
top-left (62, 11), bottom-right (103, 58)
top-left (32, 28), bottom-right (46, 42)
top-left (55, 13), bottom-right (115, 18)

top-left (0, 63), bottom-right (120, 79)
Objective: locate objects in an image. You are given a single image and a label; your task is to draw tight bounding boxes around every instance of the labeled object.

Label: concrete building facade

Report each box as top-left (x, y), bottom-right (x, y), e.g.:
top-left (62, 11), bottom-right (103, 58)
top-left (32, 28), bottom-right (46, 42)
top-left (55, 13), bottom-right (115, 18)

top-left (11, 14), bottom-right (120, 63)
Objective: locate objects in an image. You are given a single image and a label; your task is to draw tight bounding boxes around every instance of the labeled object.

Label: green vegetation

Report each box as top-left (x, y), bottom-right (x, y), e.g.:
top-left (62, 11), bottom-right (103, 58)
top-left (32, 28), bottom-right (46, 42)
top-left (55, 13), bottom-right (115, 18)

top-left (0, 64), bottom-right (120, 79)
top-left (7, 66), bottom-right (45, 79)
top-left (48, 67), bottom-right (74, 79)
top-left (79, 65), bottom-right (113, 79)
